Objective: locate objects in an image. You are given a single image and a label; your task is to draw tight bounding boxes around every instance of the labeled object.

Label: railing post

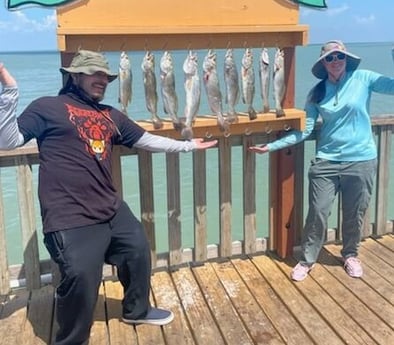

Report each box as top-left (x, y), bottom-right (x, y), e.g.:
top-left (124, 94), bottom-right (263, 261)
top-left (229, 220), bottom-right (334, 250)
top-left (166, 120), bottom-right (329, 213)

top-left (166, 152), bottom-right (182, 266)
top-left (193, 150), bottom-right (207, 262)
top-left (0, 171), bottom-right (10, 294)
top-left (137, 150), bottom-right (157, 267)
top-left (218, 137), bottom-right (232, 257)
top-left (374, 125), bottom-right (392, 236)
top-left (15, 155), bottom-right (41, 290)
top-left (243, 136), bottom-right (257, 254)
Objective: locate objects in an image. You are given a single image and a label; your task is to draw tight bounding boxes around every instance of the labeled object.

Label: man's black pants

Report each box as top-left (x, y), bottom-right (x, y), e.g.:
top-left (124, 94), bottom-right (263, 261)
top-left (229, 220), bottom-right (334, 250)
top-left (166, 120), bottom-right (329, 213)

top-left (44, 201), bottom-right (152, 345)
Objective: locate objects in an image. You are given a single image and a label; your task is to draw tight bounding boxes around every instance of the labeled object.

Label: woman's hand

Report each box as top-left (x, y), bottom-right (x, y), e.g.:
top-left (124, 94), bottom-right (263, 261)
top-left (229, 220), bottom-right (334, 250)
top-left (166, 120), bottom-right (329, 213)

top-left (248, 144), bottom-right (269, 154)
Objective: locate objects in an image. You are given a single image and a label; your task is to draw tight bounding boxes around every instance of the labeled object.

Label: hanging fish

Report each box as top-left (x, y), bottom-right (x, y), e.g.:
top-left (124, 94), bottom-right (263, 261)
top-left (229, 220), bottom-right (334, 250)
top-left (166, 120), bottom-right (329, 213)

top-left (241, 47), bottom-right (257, 120)
top-left (273, 48), bottom-right (286, 118)
top-left (259, 48), bottom-right (270, 113)
top-left (202, 49), bottom-right (229, 133)
top-left (141, 51), bottom-right (163, 129)
top-left (182, 50), bottom-right (201, 140)
top-left (159, 51), bottom-right (182, 131)
top-left (223, 48), bottom-right (240, 123)
top-left (118, 51), bottom-right (132, 115)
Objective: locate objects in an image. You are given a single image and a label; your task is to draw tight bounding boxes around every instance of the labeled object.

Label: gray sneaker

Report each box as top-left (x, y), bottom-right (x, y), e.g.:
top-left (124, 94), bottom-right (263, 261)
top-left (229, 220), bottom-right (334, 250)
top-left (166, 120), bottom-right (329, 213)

top-left (122, 307), bottom-right (174, 326)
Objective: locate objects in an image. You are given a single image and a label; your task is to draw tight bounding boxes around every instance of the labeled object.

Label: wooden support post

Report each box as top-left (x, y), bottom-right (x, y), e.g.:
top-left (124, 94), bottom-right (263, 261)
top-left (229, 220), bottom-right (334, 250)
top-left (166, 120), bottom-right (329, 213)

top-left (270, 146), bottom-right (295, 258)
top-left (269, 46), bottom-right (297, 258)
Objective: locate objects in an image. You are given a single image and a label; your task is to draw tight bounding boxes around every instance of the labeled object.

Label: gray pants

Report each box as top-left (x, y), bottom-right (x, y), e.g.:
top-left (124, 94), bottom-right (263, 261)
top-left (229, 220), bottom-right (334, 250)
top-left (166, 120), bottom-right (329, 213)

top-left (300, 158), bottom-right (377, 265)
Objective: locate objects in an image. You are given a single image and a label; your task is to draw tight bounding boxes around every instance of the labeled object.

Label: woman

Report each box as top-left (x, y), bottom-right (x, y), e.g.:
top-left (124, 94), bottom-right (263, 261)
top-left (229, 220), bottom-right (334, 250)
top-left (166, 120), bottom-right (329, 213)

top-left (249, 40), bottom-right (394, 281)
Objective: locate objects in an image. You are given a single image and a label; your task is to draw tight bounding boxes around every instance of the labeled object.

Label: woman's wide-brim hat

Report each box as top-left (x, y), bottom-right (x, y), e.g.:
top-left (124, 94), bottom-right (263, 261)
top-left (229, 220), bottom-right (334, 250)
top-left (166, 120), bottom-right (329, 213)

top-left (312, 40), bottom-right (361, 79)
top-left (60, 50), bottom-right (118, 83)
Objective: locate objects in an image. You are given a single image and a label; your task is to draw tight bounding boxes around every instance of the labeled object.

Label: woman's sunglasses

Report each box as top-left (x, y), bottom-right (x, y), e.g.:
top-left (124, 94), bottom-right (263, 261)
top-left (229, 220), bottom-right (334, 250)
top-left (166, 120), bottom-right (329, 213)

top-left (324, 53), bottom-right (346, 63)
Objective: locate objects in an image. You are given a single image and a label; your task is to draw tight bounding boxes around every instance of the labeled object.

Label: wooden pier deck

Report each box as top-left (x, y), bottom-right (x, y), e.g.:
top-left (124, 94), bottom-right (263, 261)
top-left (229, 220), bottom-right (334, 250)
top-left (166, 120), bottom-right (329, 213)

top-left (1, 235), bottom-right (393, 345)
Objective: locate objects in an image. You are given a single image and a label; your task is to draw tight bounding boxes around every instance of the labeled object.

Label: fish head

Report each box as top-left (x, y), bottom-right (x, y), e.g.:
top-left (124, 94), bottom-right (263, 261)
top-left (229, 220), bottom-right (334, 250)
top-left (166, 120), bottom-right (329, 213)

top-left (242, 48), bottom-right (253, 68)
top-left (183, 51), bottom-right (198, 74)
top-left (160, 51), bottom-right (173, 72)
top-left (225, 48), bottom-right (234, 59)
top-left (119, 51), bottom-right (130, 70)
top-left (203, 49), bottom-right (217, 72)
top-left (274, 48), bottom-right (284, 69)
top-left (142, 51), bottom-right (155, 71)
top-left (224, 48), bottom-right (236, 70)
top-left (261, 48), bottom-right (269, 65)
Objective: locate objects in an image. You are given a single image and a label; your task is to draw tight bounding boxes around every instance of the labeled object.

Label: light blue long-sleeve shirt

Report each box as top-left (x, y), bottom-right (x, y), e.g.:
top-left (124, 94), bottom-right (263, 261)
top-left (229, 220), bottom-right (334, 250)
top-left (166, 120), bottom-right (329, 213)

top-left (267, 69), bottom-right (394, 161)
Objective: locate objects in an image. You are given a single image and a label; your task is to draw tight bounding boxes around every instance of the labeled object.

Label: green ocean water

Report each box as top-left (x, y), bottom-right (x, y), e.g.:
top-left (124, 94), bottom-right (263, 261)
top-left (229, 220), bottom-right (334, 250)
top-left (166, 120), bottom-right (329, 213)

top-left (1, 42), bottom-right (394, 265)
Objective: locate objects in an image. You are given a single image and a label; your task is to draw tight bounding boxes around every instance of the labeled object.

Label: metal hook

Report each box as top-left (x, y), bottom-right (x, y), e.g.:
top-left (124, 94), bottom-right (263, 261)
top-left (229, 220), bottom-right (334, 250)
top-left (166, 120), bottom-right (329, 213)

top-left (224, 130), bottom-right (231, 138)
top-left (244, 128), bottom-right (252, 136)
top-left (205, 131), bottom-right (212, 139)
top-left (283, 124), bottom-right (291, 131)
top-left (265, 126), bottom-right (272, 134)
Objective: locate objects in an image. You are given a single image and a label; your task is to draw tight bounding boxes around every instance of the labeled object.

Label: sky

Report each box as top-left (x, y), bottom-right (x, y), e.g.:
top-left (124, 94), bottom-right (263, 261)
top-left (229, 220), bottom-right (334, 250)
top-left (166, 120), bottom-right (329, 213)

top-left (0, 0), bottom-right (393, 52)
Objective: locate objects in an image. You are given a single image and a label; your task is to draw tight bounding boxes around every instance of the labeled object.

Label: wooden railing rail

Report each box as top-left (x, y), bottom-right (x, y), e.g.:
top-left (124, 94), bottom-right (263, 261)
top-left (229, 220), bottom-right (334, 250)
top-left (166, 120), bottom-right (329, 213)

top-left (0, 116), bottom-right (393, 294)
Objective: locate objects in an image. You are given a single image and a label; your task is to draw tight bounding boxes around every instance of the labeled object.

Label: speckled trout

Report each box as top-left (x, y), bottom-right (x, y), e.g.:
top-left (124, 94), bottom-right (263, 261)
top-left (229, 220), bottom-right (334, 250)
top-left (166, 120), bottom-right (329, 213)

top-left (273, 48), bottom-right (286, 118)
top-left (223, 48), bottom-right (240, 123)
top-left (241, 48), bottom-right (257, 120)
top-left (203, 49), bottom-right (229, 132)
top-left (118, 51), bottom-right (132, 115)
top-left (182, 50), bottom-right (201, 140)
top-left (160, 51), bottom-right (181, 130)
top-left (259, 48), bottom-right (270, 113)
top-left (142, 51), bottom-right (163, 129)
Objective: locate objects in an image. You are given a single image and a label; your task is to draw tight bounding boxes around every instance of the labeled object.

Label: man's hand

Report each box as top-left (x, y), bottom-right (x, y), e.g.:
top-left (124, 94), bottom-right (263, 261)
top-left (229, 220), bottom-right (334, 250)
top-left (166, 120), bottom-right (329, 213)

top-left (192, 138), bottom-right (218, 149)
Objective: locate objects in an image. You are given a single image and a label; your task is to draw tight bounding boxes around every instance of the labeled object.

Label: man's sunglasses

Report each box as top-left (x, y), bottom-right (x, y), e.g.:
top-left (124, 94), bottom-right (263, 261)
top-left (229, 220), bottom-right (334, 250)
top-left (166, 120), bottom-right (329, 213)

top-left (324, 53), bottom-right (346, 63)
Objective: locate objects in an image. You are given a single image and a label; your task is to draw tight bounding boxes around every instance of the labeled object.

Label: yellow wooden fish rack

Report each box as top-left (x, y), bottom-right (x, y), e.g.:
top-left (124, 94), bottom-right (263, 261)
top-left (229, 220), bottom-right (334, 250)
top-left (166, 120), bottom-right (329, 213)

top-left (56, 0), bottom-right (308, 133)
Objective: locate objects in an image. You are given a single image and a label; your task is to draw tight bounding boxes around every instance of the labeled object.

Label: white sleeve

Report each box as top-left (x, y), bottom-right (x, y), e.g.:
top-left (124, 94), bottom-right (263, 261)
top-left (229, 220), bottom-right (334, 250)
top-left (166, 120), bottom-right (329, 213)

top-left (0, 86), bottom-right (25, 150)
top-left (134, 132), bottom-right (196, 152)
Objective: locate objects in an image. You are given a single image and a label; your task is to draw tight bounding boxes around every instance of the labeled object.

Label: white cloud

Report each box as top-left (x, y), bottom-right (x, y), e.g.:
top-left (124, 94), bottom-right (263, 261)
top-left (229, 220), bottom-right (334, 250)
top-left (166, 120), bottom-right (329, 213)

top-left (0, 11), bottom-right (56, 33)
top-left (354, 14), bottom-right (375, 24)
top-left (325, 4), bottom-right (350, 16)
top-left (300, 3), bottom-right (349, 18)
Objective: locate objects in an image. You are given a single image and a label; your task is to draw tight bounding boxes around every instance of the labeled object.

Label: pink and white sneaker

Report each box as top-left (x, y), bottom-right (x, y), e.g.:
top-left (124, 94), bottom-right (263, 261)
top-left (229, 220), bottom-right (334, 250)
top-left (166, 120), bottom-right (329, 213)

top-left (343, 256), bottom-right (363, 278)
top-left (291, 262), bottom-right (315, 281)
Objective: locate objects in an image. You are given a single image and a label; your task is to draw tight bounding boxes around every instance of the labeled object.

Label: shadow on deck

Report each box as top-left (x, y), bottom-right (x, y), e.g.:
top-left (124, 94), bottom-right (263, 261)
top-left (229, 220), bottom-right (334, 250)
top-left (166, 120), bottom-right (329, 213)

top-left (1, 235), bottom-right (393, 345)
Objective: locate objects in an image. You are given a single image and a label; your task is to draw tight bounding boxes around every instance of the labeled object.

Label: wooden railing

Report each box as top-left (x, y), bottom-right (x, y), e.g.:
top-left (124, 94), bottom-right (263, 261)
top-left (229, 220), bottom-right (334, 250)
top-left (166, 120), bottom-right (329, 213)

top-left (0, 116), bottom-right (393, 294)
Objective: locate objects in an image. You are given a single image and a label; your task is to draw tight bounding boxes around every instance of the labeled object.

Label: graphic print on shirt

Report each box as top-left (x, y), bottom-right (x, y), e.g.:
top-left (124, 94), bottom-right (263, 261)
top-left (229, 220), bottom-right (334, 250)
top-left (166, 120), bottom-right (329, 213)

top-left (66, 104), bottom-right (113, 160)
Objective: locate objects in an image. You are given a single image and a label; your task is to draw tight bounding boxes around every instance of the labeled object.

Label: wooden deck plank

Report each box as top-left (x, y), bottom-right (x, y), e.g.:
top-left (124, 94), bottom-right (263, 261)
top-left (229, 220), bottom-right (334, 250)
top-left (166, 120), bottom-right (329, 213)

top-left (2, 235), bottom-right (394, 345)
top-left (375, 234), bottom-right (394, 251)
top-left (212, 258), bottom-right (285, 344)
top-left (104, 280), bottom-right (138, 345)
top-left (235, 256), bottom-right (314, 345)
top-left (89, 284), bottom-right (109, 344)
top-left (0, 290), bottom-right (29, 345)
top-left (171, 264), bottom-right (226, 345)
top-left (325, 242), bottom-right (394, 295)
top-left (252, 254), bottom-right (345, 345)
top-left (322, 244), bottom-right (394, 329)
top-left (133, 291), bottom-right (165, 344)
top-left (24, 285), bottom-right (54, 345)
top-left (150, 269), bottom-right (196, 345)
top-left (361, 237), bottom-right (394, 267)
top-left (275, 258), bottom-right (377, 345)
top-left (319, 247), bottom-right (394, 344)
top-left (191, 261), bottom-right (254, 345)
top-left (323, 240), bottom-right (394, 305)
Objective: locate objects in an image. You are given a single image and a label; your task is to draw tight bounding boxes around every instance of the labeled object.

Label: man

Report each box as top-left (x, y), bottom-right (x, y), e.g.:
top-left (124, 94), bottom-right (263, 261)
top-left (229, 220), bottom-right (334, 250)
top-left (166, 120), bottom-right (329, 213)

top-left (0, 50), bottom-right (217, 345)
